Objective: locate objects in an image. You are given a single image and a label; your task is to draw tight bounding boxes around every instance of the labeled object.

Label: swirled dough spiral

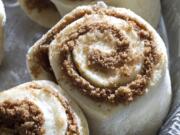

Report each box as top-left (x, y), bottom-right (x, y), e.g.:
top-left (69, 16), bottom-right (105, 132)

top-left (19, 0), bottom-right (160, 28)
top-left (0, 80), bottom-right (89, 135)
top-left (0, 0), bottom-right (6, 65)
top-left (27, 2), bottom-right (172, 135)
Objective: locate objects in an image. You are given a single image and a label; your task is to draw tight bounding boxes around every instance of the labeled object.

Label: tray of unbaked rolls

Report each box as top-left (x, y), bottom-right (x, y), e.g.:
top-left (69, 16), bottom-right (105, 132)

top-left (0, 0), bottom-right (179, 134)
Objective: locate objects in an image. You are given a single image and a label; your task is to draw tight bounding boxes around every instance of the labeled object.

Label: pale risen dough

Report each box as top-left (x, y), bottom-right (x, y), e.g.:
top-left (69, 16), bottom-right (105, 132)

top-left (0, 80), bottom-right (89, 135)
top-left (0, 0), bottom-right (6, 65)
top-left (27, 3), bottom-right (172, 135)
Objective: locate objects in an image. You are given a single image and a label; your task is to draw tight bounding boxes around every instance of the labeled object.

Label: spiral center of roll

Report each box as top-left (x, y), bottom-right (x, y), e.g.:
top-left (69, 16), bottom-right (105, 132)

top-left (65, 15), bottom-right (145, 88)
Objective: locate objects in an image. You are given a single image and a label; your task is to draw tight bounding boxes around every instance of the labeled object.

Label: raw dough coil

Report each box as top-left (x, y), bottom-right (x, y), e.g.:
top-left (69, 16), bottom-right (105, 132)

top-left (0, 80), bottom-right (89, 135)
top-left (27, 2), bottom-right (172, 135)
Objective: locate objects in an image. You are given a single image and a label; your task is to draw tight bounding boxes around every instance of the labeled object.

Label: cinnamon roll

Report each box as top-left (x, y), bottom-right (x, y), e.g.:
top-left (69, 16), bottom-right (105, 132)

top-left (18, 0), bottom-right (60, 28)
top-left (27, 2), bottom-right (172, 135)
top-left (0, 0), bottom-right (6, 65)
top-left (19, 0), bottom-right (160, 28)
top-left (0, 80), bottom-right (89, 135)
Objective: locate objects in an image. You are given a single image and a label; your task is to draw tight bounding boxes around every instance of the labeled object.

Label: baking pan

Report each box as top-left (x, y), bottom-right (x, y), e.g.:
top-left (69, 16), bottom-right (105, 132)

top-left (1, 0), bottom-right (180, 134)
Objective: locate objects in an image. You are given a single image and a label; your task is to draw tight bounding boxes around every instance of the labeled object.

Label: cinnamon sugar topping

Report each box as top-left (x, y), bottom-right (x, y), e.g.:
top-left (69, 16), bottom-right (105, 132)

top-left (87, 38), bottom-right (130, 69)
top-left (0, 100), bottom-right (45, 135)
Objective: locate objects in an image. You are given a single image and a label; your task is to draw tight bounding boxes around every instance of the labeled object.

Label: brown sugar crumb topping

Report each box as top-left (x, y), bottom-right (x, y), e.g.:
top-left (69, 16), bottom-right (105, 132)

top-left (28, 83), bottom-right (80, 135)
top-left (25, 0), bottom-right (56, 12)
top-left (60, 97), bottom-right (79, 135)
top-left (82, 24), bottom-right (132, 70)
top-left (87, 38), bottom-right (130, 70)
top-left (0, 100), bottom-right (45, 135)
